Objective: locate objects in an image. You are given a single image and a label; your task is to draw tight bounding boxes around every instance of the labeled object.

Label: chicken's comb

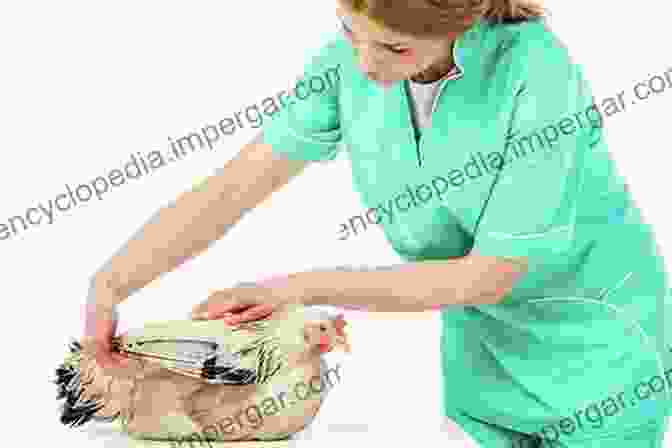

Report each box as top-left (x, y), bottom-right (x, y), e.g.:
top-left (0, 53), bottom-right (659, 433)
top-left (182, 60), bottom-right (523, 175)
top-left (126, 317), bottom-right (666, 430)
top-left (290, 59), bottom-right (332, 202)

top-left (334, 314), bottom-right (347, 336)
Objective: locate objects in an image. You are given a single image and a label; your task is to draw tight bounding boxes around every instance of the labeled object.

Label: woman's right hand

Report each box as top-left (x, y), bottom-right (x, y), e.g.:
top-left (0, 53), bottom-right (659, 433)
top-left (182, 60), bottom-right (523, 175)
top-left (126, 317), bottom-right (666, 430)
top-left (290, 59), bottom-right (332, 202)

top-left (83, 280), bottom-right (137, 374)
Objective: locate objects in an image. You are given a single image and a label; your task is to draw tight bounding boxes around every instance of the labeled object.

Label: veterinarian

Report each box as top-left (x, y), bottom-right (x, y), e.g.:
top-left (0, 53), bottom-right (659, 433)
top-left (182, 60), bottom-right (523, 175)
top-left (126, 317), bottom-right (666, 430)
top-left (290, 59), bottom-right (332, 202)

top-left (87, 0), bottom-right (671, 446)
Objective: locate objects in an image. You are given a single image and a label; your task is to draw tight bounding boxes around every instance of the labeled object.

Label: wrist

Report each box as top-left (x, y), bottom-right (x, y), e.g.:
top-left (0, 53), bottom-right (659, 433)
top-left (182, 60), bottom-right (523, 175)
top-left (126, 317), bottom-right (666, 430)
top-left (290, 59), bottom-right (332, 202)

top-left (258, 272), bottom-right (316, 306)
top-left (91, 273), bottom-right (124, 309)
top-left (84, 280), bottom-right (119, 338)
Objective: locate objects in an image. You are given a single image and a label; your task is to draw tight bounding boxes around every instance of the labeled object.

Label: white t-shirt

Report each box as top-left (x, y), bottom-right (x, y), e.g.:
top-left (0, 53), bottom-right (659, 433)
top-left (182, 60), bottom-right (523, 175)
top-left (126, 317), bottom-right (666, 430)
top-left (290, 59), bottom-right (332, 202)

top-left (404, 65), bottom-right (460, 139)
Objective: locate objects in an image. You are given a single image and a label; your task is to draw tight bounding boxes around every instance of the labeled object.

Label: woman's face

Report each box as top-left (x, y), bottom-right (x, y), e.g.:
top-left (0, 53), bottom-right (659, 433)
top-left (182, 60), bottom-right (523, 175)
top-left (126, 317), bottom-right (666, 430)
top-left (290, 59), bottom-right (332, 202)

top-left (336, 5), bottom-right (459, 87)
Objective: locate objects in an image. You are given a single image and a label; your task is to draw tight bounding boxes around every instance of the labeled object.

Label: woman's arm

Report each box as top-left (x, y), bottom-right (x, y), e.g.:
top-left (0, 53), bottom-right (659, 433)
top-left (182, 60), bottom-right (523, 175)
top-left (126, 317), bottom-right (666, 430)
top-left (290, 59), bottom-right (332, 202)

top-left (92, 131), bottom-right (308, 307)
top-left (192, 254), bottom-right (528, 324)
top-left (291, 254), bottom-right (528, 311)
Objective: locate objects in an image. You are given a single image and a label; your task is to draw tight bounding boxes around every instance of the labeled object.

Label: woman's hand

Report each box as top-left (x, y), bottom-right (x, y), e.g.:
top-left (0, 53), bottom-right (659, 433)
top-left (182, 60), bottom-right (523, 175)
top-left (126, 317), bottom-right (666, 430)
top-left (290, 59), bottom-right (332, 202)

top-left (83, 279), bottom-right (140, 376)
top-left (190, 281), bottom-right (305, 324)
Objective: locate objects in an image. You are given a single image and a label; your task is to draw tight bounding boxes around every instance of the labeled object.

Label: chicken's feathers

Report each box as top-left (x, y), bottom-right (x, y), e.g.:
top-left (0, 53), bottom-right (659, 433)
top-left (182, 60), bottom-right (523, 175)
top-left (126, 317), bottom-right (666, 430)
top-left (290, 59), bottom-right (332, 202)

top-left (113, 310), bottom-right (307, 386)
top-left (54, 304), bottom-right (329, 430)
top-left (54, 340), bottom-right (119, 427)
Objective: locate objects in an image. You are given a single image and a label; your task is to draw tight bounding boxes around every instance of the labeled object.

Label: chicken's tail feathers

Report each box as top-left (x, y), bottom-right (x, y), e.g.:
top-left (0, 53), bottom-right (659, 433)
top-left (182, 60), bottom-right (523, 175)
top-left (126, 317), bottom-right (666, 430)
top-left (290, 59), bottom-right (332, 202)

top-left (54, 338), bottom-right (120, 428)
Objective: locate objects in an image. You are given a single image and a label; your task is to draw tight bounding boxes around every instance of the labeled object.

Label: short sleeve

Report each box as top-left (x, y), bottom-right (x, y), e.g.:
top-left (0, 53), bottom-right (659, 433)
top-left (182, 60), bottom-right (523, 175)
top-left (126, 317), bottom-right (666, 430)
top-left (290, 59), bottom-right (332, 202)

top-left (471, 29), bottom-right (600, 261)
top-left (261, 39), bottom-right (344, 162)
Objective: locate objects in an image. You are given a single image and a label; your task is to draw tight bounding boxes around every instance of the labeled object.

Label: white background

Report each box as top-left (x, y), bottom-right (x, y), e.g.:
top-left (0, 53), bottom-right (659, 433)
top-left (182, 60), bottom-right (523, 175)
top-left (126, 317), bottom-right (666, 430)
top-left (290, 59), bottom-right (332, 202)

top-left (1, 0), bottom-right (671, 446)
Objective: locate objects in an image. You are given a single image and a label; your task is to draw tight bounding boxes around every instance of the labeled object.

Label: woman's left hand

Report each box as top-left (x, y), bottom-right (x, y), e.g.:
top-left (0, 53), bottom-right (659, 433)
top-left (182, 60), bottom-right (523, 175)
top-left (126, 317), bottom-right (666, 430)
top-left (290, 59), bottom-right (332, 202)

top-left (189, 281), bottom-right (304, 324)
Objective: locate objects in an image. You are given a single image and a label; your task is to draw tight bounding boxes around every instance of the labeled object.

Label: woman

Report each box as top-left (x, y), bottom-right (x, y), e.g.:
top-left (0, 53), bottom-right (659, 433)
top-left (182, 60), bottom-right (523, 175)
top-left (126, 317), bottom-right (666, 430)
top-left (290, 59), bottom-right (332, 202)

top-left (87, 0), bottom-right (671, 446)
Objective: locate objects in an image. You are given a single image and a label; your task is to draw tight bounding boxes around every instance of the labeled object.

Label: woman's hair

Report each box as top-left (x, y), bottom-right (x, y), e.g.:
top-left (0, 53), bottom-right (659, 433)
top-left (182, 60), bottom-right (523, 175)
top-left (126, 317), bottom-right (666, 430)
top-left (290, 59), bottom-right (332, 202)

top-left (340, 0), bottom-right (547, 38)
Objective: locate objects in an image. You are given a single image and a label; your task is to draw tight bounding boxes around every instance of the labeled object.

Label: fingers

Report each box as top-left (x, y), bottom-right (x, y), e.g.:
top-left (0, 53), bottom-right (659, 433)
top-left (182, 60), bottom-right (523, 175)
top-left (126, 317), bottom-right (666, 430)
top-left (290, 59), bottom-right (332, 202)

top-left (224, 304), bottom-right (276, 324)
top-left (88, 305), bottom-right (134, 371)
top-left (82, 282), bottom-right (140, 376)
top-left (95, 331), bottom-right (132, 371)
top-left (95, 343), bottom-right (129, 369)
top-left (190, 285), bottom-right (291, 323)
top-left (97, 353), bottom-right (142, 378)
top-left (191, 289), bottom-right (251, 320)
top-left (93, 331), bottom-right (144, 377)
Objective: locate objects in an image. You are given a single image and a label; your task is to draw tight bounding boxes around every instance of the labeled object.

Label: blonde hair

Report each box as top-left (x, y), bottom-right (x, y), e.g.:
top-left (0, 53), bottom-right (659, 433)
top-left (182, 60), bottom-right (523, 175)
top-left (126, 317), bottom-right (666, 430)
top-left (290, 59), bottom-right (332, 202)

top-left (341, 0), bottom-right (547, 38)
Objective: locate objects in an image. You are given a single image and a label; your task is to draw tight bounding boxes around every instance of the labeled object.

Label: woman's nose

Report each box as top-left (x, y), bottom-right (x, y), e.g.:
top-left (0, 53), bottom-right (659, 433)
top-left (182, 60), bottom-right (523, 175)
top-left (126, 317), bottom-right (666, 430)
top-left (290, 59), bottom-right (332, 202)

top-left (356, 46), bottom-right (381, 76)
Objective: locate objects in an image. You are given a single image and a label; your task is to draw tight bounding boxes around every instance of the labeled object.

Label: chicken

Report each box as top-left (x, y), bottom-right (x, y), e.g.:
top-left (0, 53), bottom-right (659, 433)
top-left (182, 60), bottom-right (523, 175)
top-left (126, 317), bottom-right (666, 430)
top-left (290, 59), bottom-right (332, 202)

top-left (54, 304), bottom-right (350, 443)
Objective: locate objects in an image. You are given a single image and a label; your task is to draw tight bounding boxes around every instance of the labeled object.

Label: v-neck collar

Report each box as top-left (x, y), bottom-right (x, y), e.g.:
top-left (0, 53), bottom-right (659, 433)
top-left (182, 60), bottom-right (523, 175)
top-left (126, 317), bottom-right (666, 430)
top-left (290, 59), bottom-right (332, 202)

top-left (382, 19), bottom-right (483, 168)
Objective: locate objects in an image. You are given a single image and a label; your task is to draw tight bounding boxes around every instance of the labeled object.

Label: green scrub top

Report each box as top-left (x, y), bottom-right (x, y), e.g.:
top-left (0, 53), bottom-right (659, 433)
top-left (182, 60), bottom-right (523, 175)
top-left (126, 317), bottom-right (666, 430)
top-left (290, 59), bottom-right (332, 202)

top-left (261, 17), bottom-right (671, 441)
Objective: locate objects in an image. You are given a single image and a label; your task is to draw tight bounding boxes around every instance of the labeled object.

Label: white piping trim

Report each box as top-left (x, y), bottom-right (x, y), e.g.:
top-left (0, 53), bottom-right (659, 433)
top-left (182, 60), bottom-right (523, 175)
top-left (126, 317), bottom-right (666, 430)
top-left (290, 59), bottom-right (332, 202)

top-left (429, 67), bottom-right (462, 116)
top-left (486, 224), bottom-right (572, 240)
top-left (599, 271), bottom-right (634, 303)
top-left (526, 296), bottom-right (670, 403)
top-left (427, 35), bottom-right (465, 117)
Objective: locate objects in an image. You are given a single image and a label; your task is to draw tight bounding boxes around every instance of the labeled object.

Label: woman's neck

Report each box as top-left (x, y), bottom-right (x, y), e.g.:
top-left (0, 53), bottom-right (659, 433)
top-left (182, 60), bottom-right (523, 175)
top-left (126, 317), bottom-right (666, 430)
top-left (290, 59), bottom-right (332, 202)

top-left (410, 42), bottom-right (456, 84)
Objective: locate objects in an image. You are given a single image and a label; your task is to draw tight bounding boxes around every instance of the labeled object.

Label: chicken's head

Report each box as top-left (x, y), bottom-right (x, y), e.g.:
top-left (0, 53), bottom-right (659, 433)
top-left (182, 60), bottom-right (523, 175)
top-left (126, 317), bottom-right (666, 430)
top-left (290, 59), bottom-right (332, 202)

top-left (303, 313), bottom-right (350, 354)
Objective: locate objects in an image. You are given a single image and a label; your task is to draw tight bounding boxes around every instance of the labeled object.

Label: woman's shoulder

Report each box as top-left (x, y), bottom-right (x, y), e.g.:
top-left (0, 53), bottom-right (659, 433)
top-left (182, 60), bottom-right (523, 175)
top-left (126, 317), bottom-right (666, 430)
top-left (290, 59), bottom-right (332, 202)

top-left (302, 32), bottom-right (353, 68)
top-left (469, 16), bottom-right (577, 77)
top-left (485, 17), bottom-right (572, 61)
top-left (293, 32), bottom-right (359, 87)
top-left (481, 16), bottom-right (550, 41)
